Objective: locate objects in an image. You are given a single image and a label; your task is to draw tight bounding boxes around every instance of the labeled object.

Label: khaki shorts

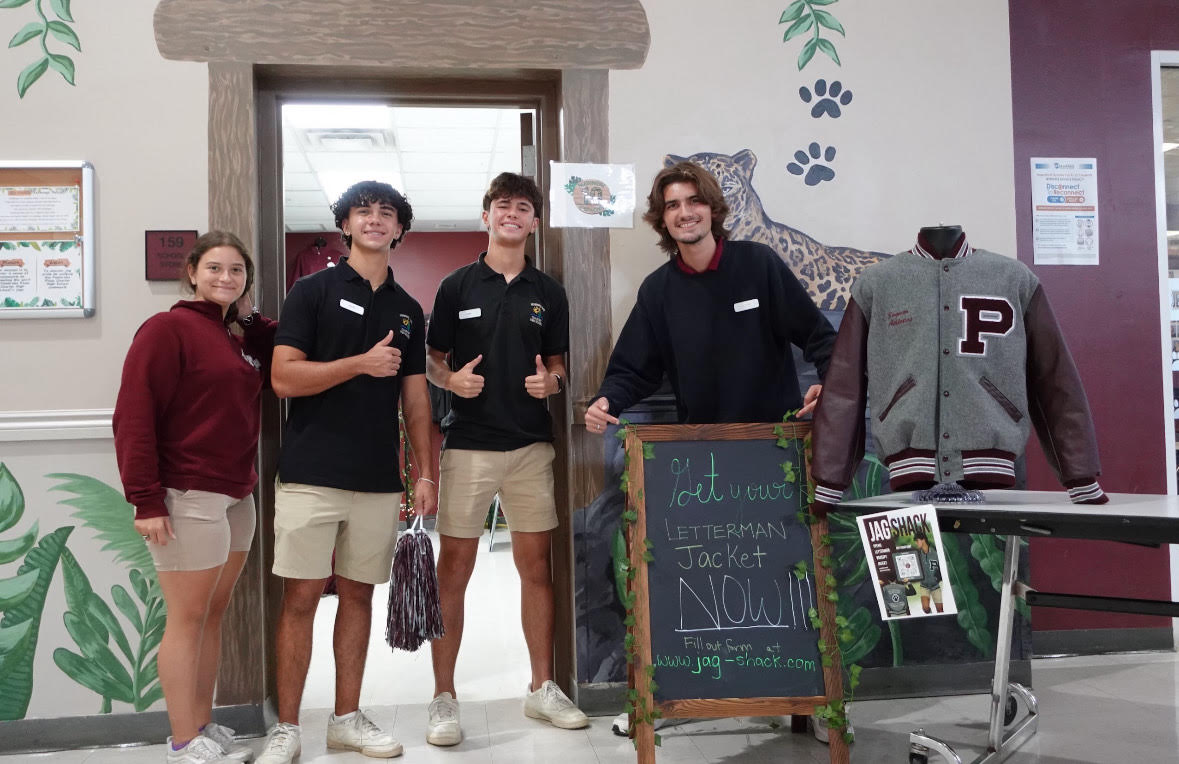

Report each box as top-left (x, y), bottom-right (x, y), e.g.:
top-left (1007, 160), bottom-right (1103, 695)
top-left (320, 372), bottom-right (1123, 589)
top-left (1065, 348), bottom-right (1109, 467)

top-left (437, 442), bottom-right (557, 538)
top-left (919, 585), bottom-right (943, 604)
top-left (149, 488), bottom-right (256, 572)
top-left (272, 480), bottom-right (401, 585)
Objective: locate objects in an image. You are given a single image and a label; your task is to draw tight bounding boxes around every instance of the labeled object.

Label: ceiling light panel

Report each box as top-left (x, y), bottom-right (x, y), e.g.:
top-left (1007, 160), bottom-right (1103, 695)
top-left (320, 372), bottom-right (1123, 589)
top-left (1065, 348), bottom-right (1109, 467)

top-left (396, 127), bottom-right (497, 153)
top-left (391, 107), bottom-right (502, 129)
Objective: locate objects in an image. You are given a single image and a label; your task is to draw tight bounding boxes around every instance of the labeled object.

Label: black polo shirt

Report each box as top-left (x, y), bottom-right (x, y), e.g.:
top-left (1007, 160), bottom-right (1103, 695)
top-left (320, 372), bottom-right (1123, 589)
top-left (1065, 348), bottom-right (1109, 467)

top-left (276, 258), bottom-right (426, 492)
top-left (427, 253), bottom-right (569, 450)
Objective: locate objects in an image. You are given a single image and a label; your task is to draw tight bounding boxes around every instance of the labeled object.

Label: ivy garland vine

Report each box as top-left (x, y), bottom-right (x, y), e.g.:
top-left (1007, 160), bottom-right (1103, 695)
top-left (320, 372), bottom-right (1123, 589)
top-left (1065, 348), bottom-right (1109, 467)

top-left (615, 419), bottom-right (664, 747)
top-left (774, 415), bottom-right (860, 745)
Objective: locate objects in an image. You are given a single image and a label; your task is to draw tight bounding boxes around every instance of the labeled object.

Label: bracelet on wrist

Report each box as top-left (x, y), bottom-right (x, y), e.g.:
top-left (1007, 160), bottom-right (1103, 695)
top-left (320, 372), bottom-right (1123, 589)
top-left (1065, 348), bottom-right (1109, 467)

top-left (418, 477), bottom-right (437, 486)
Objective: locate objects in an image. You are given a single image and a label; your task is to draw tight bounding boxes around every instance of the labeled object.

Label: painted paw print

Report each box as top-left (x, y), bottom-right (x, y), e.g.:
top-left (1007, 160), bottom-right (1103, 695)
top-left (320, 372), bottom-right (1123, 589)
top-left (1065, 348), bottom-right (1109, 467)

top-left (787, 143), bottom-right (836, 186)
top-left (799, 79), bottom-right (853, 118)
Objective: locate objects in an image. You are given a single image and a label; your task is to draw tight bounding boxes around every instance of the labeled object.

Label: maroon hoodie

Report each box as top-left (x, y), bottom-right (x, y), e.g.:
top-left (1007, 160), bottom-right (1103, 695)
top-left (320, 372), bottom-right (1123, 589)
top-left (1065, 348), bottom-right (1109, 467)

top-left (113, 300), bottom-right (275, 519)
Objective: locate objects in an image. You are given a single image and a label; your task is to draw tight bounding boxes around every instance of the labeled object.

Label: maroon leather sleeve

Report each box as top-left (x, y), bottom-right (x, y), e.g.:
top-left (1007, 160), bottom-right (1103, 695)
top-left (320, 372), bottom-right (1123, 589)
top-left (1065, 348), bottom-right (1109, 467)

top-left (810, 297), bottom-right (870, 513)
top-left (1024, 285), bottom-right (1103, 487)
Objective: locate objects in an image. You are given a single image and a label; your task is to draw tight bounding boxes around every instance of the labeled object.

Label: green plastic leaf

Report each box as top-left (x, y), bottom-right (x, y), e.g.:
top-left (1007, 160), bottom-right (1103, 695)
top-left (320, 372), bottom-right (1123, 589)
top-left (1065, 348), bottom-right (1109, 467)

top-left (46, 21), bottom-right (79, 51)
top-left (0, 465), bottom-right (26, 533)
top-left (0, 525), bottom-right (74, 720)
top-left (815, 38), bottom-right (841, 65)
top-left (812, 9), bottom-right (846, 35)
top-left (16, 56), bottom-right (48, 98)
top-left (47, 52), bottom-right (74, 84)
top-left (779, 1), bottom-right (806, 23)
top-left (611, 526), bottom-right (629, 604)
top-left (642, 443), bottom-right (654, 460)
top-left (782, 14), bottom-right (814, 42)
top-left (7, 22), bottom-right (41, 48)
top-left (50, 0), bottom-right (73, 22)
top-left (0, 520), bottom-right (38, 564)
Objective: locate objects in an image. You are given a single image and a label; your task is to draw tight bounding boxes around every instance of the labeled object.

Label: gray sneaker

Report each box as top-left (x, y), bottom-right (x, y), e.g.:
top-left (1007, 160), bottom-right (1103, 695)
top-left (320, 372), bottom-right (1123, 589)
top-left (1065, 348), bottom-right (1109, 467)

top-left (326, 709), bottom-right (402, 758)
top-left (523, 680), bottom-right (589, 730)
top-left (165, 735), bottom-right (237, 763)
top-left (426, 692), bottom-right (462, 746)
top-left (202, 722), bottom-right (253, 762)
top-left (255, 722), bottom-right (300, 764)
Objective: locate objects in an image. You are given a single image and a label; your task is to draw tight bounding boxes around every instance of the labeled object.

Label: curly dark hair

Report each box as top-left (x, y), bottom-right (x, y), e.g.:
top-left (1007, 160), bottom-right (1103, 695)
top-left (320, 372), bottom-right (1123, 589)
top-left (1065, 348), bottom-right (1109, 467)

top-left (331, 180), bottom-right (414, 250)
top-left (181, 230), bottom-right (253, 324)
top-left (482, 172), bottom-right (543, 215)
top-left (642, 161), bottom-right (730, 256)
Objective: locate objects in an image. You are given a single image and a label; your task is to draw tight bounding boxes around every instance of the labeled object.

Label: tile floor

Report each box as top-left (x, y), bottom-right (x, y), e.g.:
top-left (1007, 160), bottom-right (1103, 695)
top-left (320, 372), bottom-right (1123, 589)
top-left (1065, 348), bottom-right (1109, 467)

top-left (5, 533), bottom-right (1179, 762)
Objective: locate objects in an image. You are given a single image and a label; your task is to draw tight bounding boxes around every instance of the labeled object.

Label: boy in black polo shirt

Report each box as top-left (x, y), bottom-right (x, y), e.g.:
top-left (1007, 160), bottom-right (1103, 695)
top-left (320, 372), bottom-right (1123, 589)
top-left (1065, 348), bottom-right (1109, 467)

top-left (259, 181), bottom-right (436, 764)
top-left (423, 172), bottom-right (585, 746)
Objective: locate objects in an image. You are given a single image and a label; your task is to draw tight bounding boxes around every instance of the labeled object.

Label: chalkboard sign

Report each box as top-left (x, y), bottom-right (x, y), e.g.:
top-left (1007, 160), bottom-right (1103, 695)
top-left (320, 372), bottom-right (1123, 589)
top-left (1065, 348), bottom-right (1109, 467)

top-left (624, 423), bottom-right (846, 764)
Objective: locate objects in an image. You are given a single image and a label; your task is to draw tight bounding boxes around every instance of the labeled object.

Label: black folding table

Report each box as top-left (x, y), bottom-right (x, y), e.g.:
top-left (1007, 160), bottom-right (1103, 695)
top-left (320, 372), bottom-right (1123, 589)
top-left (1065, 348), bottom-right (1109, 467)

top-left (839, 490), bottom-right (1179, 763)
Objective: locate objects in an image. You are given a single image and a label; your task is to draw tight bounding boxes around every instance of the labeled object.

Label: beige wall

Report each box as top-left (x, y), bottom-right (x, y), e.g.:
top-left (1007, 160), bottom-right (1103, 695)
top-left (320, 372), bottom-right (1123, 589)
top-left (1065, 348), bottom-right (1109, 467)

top-left (0, 0), bottom-right (208, 414)
top-left (607, 0), bottom-right (1015, 335)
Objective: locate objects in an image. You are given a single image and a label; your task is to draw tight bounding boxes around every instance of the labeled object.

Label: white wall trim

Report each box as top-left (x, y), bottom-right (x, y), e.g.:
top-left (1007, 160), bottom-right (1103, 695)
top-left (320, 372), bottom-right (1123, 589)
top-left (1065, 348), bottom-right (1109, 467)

top-left (0, 409), bottom-right (114, 442)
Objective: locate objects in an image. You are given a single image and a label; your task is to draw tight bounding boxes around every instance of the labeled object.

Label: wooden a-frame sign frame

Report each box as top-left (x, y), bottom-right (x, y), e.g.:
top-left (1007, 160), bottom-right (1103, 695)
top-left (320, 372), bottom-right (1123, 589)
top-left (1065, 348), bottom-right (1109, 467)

top-left (623, 422), bottom-right (848, 763)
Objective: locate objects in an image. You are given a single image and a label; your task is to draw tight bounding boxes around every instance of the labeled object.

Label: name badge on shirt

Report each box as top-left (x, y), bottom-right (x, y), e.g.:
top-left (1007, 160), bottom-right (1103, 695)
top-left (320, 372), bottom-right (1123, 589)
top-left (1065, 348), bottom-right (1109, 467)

top-left (459, 308), bottom-right (482, 320)
top-left (339, 298), bottom-right (364, 315)
top-left (733, 298), bottom-right (759, 313)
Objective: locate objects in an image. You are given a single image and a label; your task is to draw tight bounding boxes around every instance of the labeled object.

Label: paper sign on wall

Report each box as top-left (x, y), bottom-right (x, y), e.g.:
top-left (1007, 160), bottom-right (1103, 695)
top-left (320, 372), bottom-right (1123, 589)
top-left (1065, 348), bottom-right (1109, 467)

top-left (1030, 157), bottom-right (1099, 265)
top-left (549, 162), bottom-right (635, 228)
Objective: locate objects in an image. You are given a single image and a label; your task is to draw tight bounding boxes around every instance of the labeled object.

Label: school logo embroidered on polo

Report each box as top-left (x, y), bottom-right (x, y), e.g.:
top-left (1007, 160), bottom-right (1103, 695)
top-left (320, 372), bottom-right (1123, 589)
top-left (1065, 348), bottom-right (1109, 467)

top-left (399, 314), bottom-right (413, 339)
top-left (530, 302), bottom-right (545, 327)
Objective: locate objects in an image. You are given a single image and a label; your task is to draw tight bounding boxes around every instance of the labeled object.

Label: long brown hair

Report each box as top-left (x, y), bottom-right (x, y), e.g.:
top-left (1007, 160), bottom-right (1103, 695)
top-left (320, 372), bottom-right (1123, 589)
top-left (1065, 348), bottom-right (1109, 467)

top-left (180, 230), bottom-right (253, 323)
top-left (642, 161), bottom-right (730, 256)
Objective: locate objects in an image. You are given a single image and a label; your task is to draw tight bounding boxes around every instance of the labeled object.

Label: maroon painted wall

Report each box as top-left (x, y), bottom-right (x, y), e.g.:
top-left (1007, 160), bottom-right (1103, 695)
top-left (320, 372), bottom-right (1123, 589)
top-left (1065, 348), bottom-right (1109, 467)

top-left (1011, 1), bottom-right (1176, 632)
top-left (284, 230), bottom-right (487, 311)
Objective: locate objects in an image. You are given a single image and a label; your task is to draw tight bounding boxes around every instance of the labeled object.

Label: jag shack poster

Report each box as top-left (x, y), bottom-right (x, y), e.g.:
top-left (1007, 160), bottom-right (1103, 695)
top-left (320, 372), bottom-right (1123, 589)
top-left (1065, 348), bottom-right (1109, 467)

top-left (855, 504), bottom-right (957, 621)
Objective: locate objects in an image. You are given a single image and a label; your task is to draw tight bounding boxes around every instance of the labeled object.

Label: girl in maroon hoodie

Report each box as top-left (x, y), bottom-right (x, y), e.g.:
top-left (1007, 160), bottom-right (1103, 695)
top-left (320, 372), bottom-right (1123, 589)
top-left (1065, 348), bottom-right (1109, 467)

top-left (114, 231), bottom-right (275, 763)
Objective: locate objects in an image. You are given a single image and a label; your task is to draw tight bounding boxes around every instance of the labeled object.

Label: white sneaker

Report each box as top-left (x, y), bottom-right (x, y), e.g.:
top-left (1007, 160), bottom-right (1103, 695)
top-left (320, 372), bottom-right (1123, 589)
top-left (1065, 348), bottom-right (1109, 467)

top-left (811, 713), bottom-right (854, 744)
top-left (426, 692), bottom-right (462, 746)
top-left (326, 709), bottom-right (403, 758)
top-left (523, 680), bottom-right (589, 730)
top-left (166, 735), bottom-right (237, 763)
top-left (202, 722), bottom-right (253, 762)
top-left (255, 722), bottom-right (301, 764)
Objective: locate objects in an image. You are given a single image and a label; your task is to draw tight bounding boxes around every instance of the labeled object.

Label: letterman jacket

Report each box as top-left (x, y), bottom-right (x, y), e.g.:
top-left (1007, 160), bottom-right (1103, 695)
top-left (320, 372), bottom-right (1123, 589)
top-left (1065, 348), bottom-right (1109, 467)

top-left (810, 235), bottom-right (1106, 515)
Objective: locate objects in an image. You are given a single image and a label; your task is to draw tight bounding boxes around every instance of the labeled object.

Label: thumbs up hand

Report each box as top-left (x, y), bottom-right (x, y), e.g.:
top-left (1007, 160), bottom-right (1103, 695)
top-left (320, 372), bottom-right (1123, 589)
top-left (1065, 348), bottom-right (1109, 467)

top-left (359, 330), bottom-right (402, 377)
top-left (449, 354), bottom-right (485, 398)
top-left (525, 354), bottom-right (554, 399)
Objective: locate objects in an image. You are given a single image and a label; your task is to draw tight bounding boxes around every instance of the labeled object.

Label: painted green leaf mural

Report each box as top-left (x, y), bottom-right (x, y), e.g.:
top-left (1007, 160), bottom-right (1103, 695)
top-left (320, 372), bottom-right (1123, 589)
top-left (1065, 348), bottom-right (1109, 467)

top-left (0, 525), bottom-right (74, 720)
top-left (3, 0), bottom-right (83, 97)
top-left (779, 0), bottom-right (846, 71)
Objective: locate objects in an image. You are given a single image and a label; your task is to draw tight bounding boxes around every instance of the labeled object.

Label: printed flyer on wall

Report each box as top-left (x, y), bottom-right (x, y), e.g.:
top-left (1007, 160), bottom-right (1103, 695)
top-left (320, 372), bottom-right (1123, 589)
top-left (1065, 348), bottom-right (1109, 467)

top-left (856, 504), bottom-right (957, 621)
top-left (0, 240), bottom-right (82, 309)
top-left (1029, 157), bottom-right (1099, 265)
top-left (549, 162), bottom-right (635, 228)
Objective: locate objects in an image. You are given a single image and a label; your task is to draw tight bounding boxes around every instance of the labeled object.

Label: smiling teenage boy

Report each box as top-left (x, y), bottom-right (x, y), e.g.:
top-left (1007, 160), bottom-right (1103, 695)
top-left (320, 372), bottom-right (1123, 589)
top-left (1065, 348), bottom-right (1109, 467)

top-left (423, 172), bottom-right (585, 747)
top-left (257, 180), bottom-right (436, 763)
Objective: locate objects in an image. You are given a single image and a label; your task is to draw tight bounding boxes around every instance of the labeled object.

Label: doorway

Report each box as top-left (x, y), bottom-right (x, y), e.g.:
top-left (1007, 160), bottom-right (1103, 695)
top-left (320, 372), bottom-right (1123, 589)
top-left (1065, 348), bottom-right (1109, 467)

top-left (253, 72), bottom-right (574, 708)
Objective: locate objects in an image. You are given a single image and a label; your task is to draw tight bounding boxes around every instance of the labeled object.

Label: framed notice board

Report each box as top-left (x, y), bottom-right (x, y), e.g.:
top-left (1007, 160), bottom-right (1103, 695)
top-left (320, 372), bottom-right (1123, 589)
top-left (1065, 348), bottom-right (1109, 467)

top-left (0, 160), bottom-right (95, 318)
top-left (623, 422), bottom-right (847, 763)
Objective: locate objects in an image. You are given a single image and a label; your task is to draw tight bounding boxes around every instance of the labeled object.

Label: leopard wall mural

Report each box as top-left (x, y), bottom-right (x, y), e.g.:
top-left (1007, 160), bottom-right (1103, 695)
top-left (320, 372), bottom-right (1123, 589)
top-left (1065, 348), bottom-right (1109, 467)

top-left (664, 149), bottom-right (888, 311)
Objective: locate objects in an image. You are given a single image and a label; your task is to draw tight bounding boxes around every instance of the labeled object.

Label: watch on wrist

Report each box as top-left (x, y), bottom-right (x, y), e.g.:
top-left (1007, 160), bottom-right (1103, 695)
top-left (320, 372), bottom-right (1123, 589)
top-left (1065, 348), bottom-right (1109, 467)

top-left (552, 372), bottom-right (565, 394)
top-left (237, 309), bottom-right (260, 328)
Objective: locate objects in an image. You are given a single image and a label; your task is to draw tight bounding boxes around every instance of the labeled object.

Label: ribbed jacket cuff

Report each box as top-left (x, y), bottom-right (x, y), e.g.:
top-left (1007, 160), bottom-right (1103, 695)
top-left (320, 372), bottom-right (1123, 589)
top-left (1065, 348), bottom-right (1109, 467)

top-left (811, 484), bottom-right (845, 517)
top-left (1067, 480), bottom-right (1107, 505)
